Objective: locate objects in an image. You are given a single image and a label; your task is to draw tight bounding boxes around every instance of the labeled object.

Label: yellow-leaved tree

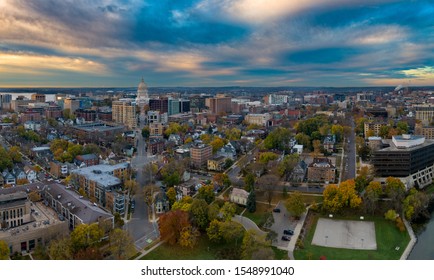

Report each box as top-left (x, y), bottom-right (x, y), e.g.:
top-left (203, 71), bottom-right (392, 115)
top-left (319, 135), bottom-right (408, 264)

top-left (323, 179), bottom-right (362, 213)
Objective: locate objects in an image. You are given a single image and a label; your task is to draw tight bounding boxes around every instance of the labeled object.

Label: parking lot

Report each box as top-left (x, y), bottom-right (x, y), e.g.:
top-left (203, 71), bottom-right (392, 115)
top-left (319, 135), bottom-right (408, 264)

top-left (269, 201), bottom-right (298, 248)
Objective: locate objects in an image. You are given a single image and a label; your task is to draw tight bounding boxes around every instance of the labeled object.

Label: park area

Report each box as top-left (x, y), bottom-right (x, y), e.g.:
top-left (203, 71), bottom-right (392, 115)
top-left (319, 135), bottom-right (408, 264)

top-left (294, 212), bottom-right (410, 260)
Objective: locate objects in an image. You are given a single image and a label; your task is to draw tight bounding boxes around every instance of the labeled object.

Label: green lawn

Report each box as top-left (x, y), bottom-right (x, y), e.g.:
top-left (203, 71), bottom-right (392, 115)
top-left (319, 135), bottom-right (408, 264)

top-left (242, 203), bottom-right (272, 226)
top-left (141, 235), bottom-right (241, 260)
top-left (272, 247), bottom-right (289, 260)
top-left (294, 213), bottom-right (410, 260)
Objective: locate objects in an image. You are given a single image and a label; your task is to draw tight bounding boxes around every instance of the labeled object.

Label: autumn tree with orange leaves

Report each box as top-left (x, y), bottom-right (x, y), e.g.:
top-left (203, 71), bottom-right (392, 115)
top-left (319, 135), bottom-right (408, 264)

top-left (158, 210), bottom-right (191, 245)
top-left (323, 179), bottom-right (362, 213)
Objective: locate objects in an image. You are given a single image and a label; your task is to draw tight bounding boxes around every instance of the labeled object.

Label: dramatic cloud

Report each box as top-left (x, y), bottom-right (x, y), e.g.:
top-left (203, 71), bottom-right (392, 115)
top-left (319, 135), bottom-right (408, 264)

top-left (0, 0), bottom-right (433, 87)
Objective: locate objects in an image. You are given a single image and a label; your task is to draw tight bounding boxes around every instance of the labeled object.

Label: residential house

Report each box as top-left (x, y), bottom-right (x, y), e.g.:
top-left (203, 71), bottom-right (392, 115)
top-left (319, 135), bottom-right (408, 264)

top-left (23, 166), bottom-right (37, 183)
top-left (293, 144), bottom-right (303, 155)
top-left (218, 142), bottom-right (237, 160)
top-left (207, 156), bottom-right (226, 172)
top-left (323, 135), bottom-right (336, 153)
top-left (13, 167), bottom-right (27, 182)
top-left (3, 171), bottom-right (16, 185)
top-left (0, 175), bottom-right (4, 187)
top-left (168, 134), bottom-right (182, 146)
top-left (50, 161), bottom-right (69, 178)
top-left (290, 160), bottom-right (307, 182)
top-left (307, 158), bottom-right (336, 183)
top-left (155, 192), bottom-right (170, 214)
top-left (229, 188), bottom-right (249, 206)
top-left (75, 154), bottom-right (99, 167)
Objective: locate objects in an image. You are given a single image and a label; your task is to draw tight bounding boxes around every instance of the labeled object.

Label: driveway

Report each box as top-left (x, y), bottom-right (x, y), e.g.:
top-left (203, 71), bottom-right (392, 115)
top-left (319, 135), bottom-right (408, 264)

top-left (268, 202), bottom-right (298, 249)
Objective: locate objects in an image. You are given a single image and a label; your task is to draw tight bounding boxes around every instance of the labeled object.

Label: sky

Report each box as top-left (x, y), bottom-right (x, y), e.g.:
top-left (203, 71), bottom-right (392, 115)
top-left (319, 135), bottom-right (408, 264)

top-left (0, 0), bottom-right (434, 87)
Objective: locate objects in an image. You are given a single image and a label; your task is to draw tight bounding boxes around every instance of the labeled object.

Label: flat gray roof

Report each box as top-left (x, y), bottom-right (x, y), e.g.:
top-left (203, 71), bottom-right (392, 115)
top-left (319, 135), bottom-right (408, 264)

top-left (71, 163), bottom-right (128, 188)
top-left (378, 139), bottom-right (434, 152)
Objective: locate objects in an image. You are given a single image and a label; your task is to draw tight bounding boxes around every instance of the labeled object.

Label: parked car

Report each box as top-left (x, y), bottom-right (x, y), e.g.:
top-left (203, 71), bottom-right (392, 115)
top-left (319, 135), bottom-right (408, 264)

top-left (283, 229), bottom-right (294, 235)
top-left (281, 235), bottom-right (291, 241)
top-left (272, 208), bottom-right (281, 213)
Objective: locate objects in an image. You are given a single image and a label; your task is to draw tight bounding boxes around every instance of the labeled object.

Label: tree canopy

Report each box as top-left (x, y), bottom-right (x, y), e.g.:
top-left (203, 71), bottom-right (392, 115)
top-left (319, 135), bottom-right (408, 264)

top-left (323, 179), bottom-right (362, 213)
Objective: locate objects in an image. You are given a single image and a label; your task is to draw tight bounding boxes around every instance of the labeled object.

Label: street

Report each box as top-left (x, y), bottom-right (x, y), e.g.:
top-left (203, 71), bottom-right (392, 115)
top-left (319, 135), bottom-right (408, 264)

top-left (341, 117), bottom-right (357, 181)
top-left (127, 132), bottom-right (159, 249)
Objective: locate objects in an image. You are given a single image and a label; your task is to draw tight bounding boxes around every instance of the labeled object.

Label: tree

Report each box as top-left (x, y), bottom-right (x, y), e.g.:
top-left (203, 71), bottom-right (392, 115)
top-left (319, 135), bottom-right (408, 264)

top-left (210, 137), bottom-right (226, 153)
top-left (82, 143), bottom-right (101, 155)
top-left (179, 226), bottom-right (200, 248)
top-left (9, 146), bottom-right (22, 163)
top-left (246, 191), bottom-right (256, 213)
top-left (220, 220), bottom-right (244, 245)
top-left (263, 127), bottom-right (292, 152)
top-left (207, 220), bottom-right (223, 243)
top-left (0, 240), bottom-right (9, 260)
top-left (172, 195), bottom-right (193, 212)
top-left (331, 124), bottom-right (344, 142)
top-left (278, 154), bottom-right (299, 181)
top-left (198, 185), bottom-right (215, 204)
top-left (385, 209), bottom-right (398, 221)
top-left (69, 223), bottom-right (104, 254)
top-left (397, 121), bottom-right (409, 134)
top-left (141, 127), bottom-right (150, 139)
top-left (124, 179), bottom-right (138, 201)
top-left (0, 147), bottom-right (13, 170)
top-left (285, 191), bottom-right (306, 218)
top-left (363, 181), bottom-right (382, 214)
top-left (190, 199), bottom-right (209, 230)
top-left (114, 212), bottom-right (125, 228)
top-left (323, 179), bottom-right (362, 213)
top-left (158, 210), bottom-right (190, 245)
top-left (312, 140), bottom-right (322, 157)
top-left (243, 173), bottom-right (255, 192)
top-left (143, 184), bottom-right (160, 209)
top-left (161, 160), bottom-right (184, 187)
top-left (403, 188), bottom-right (429, 221)
top-left (385, 177), bottom-right (406, 211)
top-left (241, 230), bottom-right (271, 260)
top-left (48, 238), bottom-right (72, 260)
top-left (295, 133), bottom-right (312, 151)
top-left (207, 203), bottom-right (220, 221)
top-left (258, 152), bottom-right (278, 164)
top-left (109, 229), bottom-right (136, 260)
top-left (220, 202), bottom-right (237, 221)
top-left (213, 173), bottom-right (231, 188)
top-left (165, 187), bottom-right (177, 208)
top-left (257, 174), bottom-right (279, 206)
top-left (142, 163), bottom-right (158, 184)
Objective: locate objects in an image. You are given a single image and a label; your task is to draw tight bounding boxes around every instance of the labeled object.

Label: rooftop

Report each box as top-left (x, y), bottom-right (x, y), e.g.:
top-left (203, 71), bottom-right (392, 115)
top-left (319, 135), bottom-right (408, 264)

top-left (71, 163), bottom-right (129, 188)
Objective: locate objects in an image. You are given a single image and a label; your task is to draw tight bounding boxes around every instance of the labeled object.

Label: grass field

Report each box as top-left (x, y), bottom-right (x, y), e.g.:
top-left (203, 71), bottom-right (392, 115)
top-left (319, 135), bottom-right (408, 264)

top-left (141, 235), bottom-right (241, 260)
top-left (294, 212), bottom-right (410, 260)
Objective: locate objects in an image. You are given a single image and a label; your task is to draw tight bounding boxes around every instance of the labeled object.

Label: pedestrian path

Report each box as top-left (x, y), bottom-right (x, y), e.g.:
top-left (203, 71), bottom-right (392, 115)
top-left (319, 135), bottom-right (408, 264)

top-left (232, 215), bottom-right (267, 237)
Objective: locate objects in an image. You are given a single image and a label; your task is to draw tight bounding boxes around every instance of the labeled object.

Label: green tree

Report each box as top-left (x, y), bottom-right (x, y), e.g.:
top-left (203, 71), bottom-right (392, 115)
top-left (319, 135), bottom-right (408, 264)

top-left (109, 229), bottom-right (136, 260)
top-left (396, 121), bottom-right (409, 134)
top-left (295, 133), bottom-right (312, 151)
top-left (207, 203), bottom-right (220, 221)
top-left (210, 137), bottom-right (226, 153)
top-left (82, 144), bottom-right (101, 155)
top-left (141, 127), bottom-right (150, 139)
top-left (172, 196), bottom-right (193, 212)
top-left (70, 223), bottom-right (104, 254)
top-left (363, 181), bottom-right (382, 214)
top-left (220, 202), bottom-right (237, 221)
top-left (0, 240), bottom-right (10, 260)
top-left (385, 209), bottom-right (398, 221)
top-left (246, 191), bottom-right (256, 213)
top-left (166, 187), bottom-right (177, 208)
top-left (114, 212), bottom-right (125, 228)
top-left (285, 191), bottom-right (306, 218)
top-left (241, 230), bottom-right (271, 260)
top-left (278, 154), bottom-right (300, 181)
top-left (403, 188), bottom-right (429, 221)
top-left (243, 173), bottom-right (255, 192)
top-left (263, 127), bottom-right (292, 152)
top-left (385, 177), bottom-right (406, 211)
top-left (0, 147), bottom-right (13, 170)
top-left (48, 238), bottom-right (72, 260)
top-left (207, 220), bottom-right (222, 243)
top-left (258, 152), bottom-right (278, 164)
top-left (257, 174), bottom-right (279, 206)
top-left (9, 146), bottom-right (22, 163)
top-left (190, 199), bottom-right (209, 230)
top-left (331, 124), bottom-right (344, 142)
top-left (198, 185), bottom-right (215, 204)
top-left (220, 220), bottom-right (244, 245)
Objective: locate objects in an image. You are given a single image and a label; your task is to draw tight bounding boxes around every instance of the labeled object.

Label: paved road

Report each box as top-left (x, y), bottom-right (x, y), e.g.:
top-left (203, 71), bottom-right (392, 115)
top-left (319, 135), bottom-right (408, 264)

top-left (232, 215), bottom-right (266, 237)
top-left (127, 132), bottom-right (159, 249)
top-left (269, 202), bottom-right (298, 248)
top-left (342, 116), bottom-right (357, 181)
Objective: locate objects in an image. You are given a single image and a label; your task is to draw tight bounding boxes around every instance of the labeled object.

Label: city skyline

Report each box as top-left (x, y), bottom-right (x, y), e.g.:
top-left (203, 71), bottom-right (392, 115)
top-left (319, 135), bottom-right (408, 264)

top-left (1, 0), bottom-right (434, 87)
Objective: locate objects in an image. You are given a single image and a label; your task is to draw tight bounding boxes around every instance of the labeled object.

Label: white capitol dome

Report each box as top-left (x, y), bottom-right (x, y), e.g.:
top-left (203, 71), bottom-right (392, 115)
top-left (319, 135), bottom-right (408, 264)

top-left (138, 78), bottom-right (147, 92)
